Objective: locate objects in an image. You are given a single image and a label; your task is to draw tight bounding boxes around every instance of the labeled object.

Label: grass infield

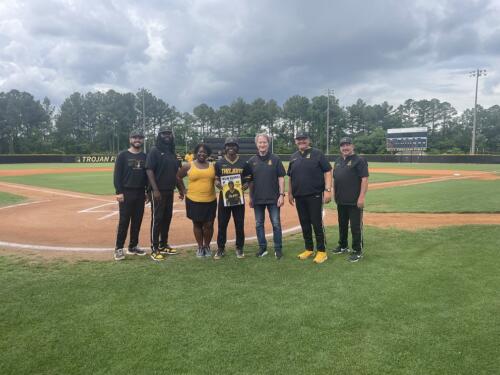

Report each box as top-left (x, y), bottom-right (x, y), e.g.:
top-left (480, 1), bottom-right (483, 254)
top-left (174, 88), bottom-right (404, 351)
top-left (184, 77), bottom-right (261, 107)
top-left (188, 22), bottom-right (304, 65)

top-left (0, 191), bottom-right (26, 207)
top-left (1, 225), bottom-right (499, 374)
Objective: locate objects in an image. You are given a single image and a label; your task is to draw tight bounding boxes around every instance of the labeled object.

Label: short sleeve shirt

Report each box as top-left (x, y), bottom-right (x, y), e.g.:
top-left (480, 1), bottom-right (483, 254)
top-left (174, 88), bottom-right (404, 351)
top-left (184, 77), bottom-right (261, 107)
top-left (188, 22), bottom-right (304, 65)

top-left (287, 148), bottom-right (332, 197)
top-left (145, 147), bottom-right (181, 191)
top-left (333, 154), bottom-right (369, 205)
top-left (247, 153), bottom-right (286, 205)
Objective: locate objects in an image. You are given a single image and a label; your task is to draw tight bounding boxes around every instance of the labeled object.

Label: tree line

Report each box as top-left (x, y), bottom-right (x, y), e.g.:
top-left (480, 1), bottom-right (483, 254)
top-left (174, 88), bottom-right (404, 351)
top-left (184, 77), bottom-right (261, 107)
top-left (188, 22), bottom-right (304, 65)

top-left (0, 88), bottom-right (499, 155)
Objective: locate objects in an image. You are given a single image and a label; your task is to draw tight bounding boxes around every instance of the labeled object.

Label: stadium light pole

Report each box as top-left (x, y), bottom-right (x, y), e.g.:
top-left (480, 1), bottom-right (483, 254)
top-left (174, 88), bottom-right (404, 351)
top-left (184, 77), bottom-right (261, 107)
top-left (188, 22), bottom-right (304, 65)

top-left (469, 69), bottom-right (487, 155)
top-left (142, 89), bottom-right (147, 153)
top-left (326, 89), bottom-right (333, 155)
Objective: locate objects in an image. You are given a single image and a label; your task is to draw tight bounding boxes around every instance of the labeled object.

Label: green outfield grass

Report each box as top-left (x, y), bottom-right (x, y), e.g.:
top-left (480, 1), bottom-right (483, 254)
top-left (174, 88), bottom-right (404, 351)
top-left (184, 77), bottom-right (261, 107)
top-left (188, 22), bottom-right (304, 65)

top-left (365, 179), bottom-right (500, 213)
top-left (0, 192), bottom-right (26, 207)
top-left (0, 172), bottom-right (115, 195)
top-left (368, 162), bottom-right (500, 172)
top-left (0, 161), bottom-right (498, 173)
top-left (0, 163), bottom-right (113, 170)
top-left (0, 169), bottom-right (422, 195)
top-left (1, 225), bottom-right (499, 374)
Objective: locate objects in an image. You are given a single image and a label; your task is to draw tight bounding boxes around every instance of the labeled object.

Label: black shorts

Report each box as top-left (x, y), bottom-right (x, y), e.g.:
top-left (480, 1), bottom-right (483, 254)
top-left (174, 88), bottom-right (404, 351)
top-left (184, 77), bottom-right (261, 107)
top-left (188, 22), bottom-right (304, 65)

top-left (186, 197), bottom-right (217, 222)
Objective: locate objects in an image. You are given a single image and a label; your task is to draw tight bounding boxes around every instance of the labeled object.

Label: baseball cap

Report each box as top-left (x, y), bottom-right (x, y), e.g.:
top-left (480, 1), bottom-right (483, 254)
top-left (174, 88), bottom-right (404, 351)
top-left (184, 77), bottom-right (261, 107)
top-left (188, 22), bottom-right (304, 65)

top-left (339, 137), bottom-right (353, 145)
top-left (224, 137), bottom-right (239, 146)
top-left (158, 125), bottom-right (173, 133)
top-left (295, 132), bottom-right (310, 139)
top-left (129, 129), bottom-right (144, 138)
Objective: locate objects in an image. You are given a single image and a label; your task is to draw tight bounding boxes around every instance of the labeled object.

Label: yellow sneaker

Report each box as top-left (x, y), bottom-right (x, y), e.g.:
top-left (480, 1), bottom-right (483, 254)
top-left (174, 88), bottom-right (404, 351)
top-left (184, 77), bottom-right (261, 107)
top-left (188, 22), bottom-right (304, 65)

top-left (313, 251), bottom-right (328, 264)
top-left (297, 250), bottom-right (314, 260)
top-left (150, 252), bottom-right (165, 261)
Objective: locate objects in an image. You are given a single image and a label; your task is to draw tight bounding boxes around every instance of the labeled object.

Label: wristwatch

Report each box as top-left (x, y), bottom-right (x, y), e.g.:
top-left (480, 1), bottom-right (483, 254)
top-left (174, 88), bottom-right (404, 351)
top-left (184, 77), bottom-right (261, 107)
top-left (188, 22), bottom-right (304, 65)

top-left (324, 188), bottom-right (332, 192)
top-left (279, 193), bottom-right (285, 196)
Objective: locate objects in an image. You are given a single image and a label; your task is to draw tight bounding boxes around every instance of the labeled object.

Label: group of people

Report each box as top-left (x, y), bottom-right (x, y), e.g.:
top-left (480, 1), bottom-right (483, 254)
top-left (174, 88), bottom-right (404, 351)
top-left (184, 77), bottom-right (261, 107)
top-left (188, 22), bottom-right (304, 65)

top-left (113, 126), bottom-right (369, 264)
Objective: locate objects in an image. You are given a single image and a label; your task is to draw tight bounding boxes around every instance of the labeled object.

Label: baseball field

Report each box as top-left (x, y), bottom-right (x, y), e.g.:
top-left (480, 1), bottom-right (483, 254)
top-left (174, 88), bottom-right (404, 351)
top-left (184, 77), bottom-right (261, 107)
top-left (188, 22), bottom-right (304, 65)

top-left (1, 162), bottom-right (499, 374)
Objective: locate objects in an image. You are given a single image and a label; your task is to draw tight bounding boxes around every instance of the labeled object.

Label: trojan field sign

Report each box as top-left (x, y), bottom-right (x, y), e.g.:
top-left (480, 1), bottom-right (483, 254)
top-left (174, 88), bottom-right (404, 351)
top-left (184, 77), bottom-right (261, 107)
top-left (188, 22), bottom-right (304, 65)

top-left (76, 155), bottom-right (117, 163)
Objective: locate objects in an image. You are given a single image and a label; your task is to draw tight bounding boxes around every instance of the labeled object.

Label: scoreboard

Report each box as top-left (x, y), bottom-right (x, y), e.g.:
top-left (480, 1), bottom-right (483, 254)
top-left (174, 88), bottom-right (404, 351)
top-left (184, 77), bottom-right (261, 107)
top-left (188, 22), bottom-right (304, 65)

top-left (386, 127), bottom-right (428, 151)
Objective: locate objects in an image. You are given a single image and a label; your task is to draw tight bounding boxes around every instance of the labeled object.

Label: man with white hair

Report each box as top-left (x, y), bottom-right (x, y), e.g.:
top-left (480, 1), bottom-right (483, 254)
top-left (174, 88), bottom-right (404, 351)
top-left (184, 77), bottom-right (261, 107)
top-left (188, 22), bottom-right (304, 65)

top-left (248, 134), bottom-right (286, 259)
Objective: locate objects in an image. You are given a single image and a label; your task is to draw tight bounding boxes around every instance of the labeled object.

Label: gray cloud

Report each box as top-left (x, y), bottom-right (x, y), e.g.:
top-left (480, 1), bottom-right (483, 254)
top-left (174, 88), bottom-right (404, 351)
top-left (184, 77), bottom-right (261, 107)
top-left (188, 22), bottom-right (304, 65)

top-left (0, 0), bottom-right (498, 111)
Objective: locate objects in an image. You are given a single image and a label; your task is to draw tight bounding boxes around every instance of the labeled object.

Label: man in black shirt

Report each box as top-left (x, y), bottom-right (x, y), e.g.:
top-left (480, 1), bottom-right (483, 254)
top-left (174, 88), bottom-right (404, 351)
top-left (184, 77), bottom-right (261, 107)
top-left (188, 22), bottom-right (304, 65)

top-left (113, 129), bottom-right (148, 260)
top-left (287, 132), bottom-right (332, 264)
top-left (214, 137), bottom-right (252, 259)
top-left (146, 126), bottom-right (183, 261)
top-left (248, 133), bottom-right (286, 259)
top-left (332, 137), bottom-right (369, 262)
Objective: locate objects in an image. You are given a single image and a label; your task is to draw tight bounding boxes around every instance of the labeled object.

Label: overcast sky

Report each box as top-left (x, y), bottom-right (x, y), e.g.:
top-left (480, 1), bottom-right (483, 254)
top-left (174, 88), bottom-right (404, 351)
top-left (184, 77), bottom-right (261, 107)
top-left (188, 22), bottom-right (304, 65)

top-left (1, 0), bottom-right (499, 112)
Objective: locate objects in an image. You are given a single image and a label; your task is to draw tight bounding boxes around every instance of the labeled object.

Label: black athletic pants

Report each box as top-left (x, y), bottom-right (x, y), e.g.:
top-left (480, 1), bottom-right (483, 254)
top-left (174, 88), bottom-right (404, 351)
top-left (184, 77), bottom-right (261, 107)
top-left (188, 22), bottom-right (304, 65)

top-left (150, 190), bottom-right (174, 251)
top-left (295, 194), bottom-right (326, 252)
top-left (115, 189), bottom-right (146, 250)
top-left (337, 204), bottom-right (363, 252)
top-left (217, 197), bottom-right (245, 250)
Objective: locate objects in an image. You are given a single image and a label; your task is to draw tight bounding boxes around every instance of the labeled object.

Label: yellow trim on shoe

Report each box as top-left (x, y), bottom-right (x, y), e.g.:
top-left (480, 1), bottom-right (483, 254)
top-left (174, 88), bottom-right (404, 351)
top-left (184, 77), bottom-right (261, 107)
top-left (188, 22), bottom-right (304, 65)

top-left (297, 250), bottom-right (314, 260)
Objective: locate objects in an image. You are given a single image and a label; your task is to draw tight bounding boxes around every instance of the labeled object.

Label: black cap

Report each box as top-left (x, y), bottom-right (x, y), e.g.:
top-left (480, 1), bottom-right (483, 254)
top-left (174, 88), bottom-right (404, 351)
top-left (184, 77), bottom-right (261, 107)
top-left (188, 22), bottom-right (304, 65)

top-left (129, 129), bottom-right (144, 138)
top-left (158, 125), bottom-right (173, 133)
top-left (224, 137), bottom-right (239, 146)
top-left (295, 132), bottom-right (310, 139)
top-left (339, 137), bottom-right (353, 145)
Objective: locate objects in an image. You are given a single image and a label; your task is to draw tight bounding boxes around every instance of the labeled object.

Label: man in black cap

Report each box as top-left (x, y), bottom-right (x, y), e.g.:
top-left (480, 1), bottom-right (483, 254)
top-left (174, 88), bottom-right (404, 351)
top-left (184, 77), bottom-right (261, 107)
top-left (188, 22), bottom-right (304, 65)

top-left (146, 125), bottom-right (183, 261)
top-left (332, 137), bottom-right (369, 262)
top-left (113, 129), bottom-right (148, 260)
top-left (287, 132), bottom-right (332, 264)
top-left (214, 137), bottom-right (252, 259)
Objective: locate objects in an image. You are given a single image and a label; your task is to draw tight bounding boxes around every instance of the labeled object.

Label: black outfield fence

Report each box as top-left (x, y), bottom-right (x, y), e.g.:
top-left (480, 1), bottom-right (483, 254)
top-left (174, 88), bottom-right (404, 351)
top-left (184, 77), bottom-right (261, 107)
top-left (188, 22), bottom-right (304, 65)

top-left (0, 153), bottom-right (499, 164)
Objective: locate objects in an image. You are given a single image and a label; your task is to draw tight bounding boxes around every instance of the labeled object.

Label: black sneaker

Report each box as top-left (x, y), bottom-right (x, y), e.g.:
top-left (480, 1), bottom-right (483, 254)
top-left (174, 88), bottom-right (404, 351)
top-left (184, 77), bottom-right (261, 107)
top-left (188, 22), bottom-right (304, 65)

top-left (236, 248), bottom-right (245, 259)
top-left (332, 246), bottom-right (349, 255)
top-left (114, 248), bottom-right (125, 261)
top-left (214, 248), bottom-right (225, 260)
top-left (127, 247), bottom-right (146, 256)
top-left (204, 246), bottom-right (212, 257)
top-left (275, 249), bottom-right (283, 260)
top-left (256, 248), bottom-right (268, 257)
top-left (196, 247), bottom-right (204, 258)
top-left (348, 252), bottom-right (363, 262)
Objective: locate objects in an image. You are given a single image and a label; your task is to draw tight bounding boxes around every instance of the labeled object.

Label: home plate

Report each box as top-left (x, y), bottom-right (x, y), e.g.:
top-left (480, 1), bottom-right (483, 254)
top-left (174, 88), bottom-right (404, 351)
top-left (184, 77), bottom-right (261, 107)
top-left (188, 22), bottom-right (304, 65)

top-left (453, 173), bottom-right (461, 176)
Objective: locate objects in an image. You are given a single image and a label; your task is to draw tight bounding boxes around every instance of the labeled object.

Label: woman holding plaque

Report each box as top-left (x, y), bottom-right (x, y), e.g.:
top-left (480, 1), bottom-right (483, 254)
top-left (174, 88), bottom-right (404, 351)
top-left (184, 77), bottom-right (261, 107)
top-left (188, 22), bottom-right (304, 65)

top-left (177, 143), bottom-right (217, 257)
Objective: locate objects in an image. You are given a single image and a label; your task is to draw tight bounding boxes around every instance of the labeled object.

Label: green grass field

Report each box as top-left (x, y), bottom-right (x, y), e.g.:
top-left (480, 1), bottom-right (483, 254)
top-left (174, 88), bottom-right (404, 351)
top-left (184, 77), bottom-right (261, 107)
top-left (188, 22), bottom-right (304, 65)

top-left (368, 162), bottom-right (500, 172)
top-left (0, 171), bottom-right (422, 196)
top-left (365, 179), bottom-right (500, 213)
top-left (1, 226), bottom-right (499, 374)
top-left (0, 161), bottom-right (499, 171)
top-left (1, 162), bottom-right (499, 373)
top-left (0, 163), bottom-right (114, 170)
top-left (0, 172), bottom-right (116, 195)
top-left (0, 192), bottom-right (26, 207)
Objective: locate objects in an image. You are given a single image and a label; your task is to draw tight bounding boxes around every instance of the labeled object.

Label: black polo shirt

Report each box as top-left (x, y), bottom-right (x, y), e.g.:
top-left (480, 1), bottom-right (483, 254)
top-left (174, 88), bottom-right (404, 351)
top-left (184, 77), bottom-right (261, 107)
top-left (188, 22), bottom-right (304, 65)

top-left (145, 146), bottom-right (181, 191)
top-left (287, 147), bottom-right (332, 197)
top-left (247, 153), bottom-right (286, 205)
top-left (113, 150), bottom-right (147, 194)
top-left (333, 154), bottom-right (369, 205)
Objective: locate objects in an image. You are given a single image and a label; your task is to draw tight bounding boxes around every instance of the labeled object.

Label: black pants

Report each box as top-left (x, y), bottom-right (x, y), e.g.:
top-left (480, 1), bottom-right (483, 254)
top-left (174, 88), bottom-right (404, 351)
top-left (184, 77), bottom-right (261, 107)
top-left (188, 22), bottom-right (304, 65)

top-left (295, 194), bottom-right (326, 252)
top-left (337, 204), bottom-right (363, 252)
top-left (150, 190), bottom-right (174, 251)
top-left (217, 197), bottom-right (245, 250)
top-left (115, 189), bottom-right (145, 250)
